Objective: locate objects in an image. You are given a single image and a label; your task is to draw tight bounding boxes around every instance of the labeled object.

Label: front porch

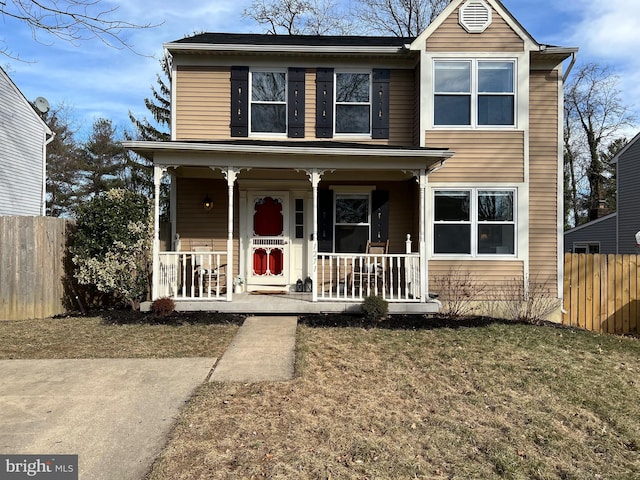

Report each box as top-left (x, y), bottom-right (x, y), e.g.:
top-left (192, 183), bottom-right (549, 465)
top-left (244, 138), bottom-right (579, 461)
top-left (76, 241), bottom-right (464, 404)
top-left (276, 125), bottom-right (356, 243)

top-left (126, 140), bottom-right (454, 316)
top-left (149, 249), bottom-right (441, 314)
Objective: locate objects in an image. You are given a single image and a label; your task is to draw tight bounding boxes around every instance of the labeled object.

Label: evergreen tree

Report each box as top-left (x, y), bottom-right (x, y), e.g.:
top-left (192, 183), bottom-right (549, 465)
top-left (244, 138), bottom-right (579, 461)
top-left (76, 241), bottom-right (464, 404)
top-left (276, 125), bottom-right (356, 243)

top-left (79, 118), bottom-right (126, 200)
top-left (42, 104), bottom-right (83, 217)
top-left (128, 58), bottom-right (171, 219)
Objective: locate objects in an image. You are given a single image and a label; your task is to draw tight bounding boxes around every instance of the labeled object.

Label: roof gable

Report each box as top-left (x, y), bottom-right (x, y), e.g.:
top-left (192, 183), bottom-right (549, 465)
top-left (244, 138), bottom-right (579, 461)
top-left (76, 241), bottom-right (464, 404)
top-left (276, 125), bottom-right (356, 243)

top-left (0, 66), bottom-right (51, 135)
top-left (610, 130), bottom-right (640, 165)
top-left (410, 0), bottom-right (538, 51)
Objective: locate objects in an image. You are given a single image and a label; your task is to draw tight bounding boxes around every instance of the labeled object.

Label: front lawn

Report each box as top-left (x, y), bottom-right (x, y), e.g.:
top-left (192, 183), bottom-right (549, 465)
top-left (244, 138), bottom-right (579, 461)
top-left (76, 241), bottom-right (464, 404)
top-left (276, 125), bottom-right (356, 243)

top-left (147, 318), bottom-right (640, 479)
top-left (0, 313), bottom-right (242, 359)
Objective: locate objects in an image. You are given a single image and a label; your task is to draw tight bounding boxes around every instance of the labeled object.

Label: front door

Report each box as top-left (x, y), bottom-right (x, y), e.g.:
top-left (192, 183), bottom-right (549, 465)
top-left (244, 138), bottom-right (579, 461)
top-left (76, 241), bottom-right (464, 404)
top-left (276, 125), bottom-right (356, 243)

top-left (248, 193), bottom-right (289, 287)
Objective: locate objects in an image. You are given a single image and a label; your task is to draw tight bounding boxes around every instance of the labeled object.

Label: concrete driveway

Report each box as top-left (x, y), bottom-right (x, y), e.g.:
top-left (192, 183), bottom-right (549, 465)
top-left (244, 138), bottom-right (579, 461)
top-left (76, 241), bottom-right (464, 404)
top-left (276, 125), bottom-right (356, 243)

top-left (0, 358), bottom-right (216, 480)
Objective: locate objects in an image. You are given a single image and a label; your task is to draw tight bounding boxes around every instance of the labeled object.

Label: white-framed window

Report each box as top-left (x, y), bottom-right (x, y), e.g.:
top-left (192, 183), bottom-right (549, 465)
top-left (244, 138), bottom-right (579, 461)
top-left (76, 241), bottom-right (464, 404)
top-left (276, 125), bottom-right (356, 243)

top-left (250, 69), bottom-right (287, 134)
top-left (434, 60), bottom-right (515, 127)
top-left (573, 242), bottom-right (600, 254)
top-left (433, 189), bottom-right (516, 256)
top-left (334, 192), bottom-right (371, 253)
top-left (335, 71), bottom-right (371, 135)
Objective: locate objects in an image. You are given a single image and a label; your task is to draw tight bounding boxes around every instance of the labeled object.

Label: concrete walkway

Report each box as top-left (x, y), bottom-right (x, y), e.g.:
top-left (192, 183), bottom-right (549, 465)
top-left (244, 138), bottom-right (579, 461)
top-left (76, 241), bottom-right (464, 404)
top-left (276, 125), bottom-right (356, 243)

top-left (210, 316), bottom-right (298, 382)
top-left (0, 358), bottom-right (215, 480)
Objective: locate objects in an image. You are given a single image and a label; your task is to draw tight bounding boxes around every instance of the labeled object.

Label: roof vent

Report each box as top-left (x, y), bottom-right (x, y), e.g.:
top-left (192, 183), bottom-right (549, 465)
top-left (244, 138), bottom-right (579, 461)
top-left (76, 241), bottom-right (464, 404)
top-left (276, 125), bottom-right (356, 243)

top-left (459, 0), bottom-right (492, 33)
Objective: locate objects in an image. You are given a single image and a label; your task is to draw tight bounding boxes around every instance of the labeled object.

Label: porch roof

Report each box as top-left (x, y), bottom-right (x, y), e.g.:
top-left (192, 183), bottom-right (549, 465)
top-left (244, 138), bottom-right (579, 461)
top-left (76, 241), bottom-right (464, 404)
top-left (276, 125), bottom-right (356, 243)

top-left (124, 140), bottom-right (454, 172)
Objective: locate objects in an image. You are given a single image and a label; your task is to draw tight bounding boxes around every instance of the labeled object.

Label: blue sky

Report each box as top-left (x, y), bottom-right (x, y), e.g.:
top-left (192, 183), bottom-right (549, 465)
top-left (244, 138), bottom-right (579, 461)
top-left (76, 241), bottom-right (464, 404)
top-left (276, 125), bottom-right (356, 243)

top-left (2, 0), bottom-right (639, 140)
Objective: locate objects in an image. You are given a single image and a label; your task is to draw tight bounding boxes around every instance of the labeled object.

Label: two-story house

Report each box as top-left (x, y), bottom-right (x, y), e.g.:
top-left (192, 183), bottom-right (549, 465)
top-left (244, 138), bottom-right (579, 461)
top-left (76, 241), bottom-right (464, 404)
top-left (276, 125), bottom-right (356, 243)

top-left (126, 0), bottom-right (577, 315)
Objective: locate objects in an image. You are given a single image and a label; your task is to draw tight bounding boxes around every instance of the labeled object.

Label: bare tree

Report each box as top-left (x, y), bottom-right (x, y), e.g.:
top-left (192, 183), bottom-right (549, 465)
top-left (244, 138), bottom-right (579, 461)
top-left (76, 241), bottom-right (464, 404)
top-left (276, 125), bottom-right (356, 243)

top-left (564, 63), bottom-right (636, 223)
top-left (1, 0), bottom-right (156, 59)
top-left (243, 0), bottom-right (452, 36)
top-left (354, 0), bottom-right (452, 37)
top-left (243, 0), bottom-right (353, 35)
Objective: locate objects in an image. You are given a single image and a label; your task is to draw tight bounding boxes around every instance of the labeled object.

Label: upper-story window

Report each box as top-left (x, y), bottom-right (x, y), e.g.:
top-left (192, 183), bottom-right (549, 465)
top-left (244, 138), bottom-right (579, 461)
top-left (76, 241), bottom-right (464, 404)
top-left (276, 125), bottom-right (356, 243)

top-left (250, 70), bottom-right (287, 134)
top-left (434, 60), bottom-right (515, 127)
top-left (335, 72), bottom-right (371, 135)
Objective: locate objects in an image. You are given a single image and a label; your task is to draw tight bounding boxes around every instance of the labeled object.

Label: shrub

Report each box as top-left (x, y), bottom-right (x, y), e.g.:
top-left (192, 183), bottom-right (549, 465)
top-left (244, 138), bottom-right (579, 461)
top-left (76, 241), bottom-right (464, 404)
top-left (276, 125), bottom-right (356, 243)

top-left (362, 295), bottom-right (388, 322)
top-left (497, 276), bottom-right (559, 323)
top-left (151, 297), bottom-right (176, 318)
top-left (71, 189), bottom-right (153, 310)
top-left (430, 267), bottom-right (485, 318)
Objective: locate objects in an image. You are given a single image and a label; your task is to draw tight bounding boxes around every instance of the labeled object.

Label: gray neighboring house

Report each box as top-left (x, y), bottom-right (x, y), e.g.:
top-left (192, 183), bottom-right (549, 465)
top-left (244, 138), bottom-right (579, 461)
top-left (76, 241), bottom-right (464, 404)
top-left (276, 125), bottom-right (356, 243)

top-left (564, 131), bottom-right (640, 254)
top-left (0, 66), bottom-right (53, 216)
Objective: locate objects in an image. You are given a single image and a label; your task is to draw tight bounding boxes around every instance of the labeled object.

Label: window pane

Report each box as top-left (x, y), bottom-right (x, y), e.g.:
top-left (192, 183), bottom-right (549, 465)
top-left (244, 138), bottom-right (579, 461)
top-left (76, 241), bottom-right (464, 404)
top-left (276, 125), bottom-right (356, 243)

top-left (434, 95), bottom-right (471, 126)
top-left (478, 191), bottom-right (513, 221)
top-left (478, 95), bottom-right (514, 125)
top-left (336, 105), bottom-right (370, 133)
top-left (336, 73), bottom-right (370, 102)
top-left (435, 62), bottom-right (471, 92)
top-left (435, 191), bottom-right (470, 221)
top-left (435, 224), bottom-right (471, 254)
top-left (251, 104), bottom-right (286, 132)
top-left (252, 72), bottom-right (286, 102)
top-left (478, 224), bottom-right (514, 254)
top-left (478, 62), bottom-right (513, 93)
top-left (336, 196), bottom-right (369, 224)
top-left (335, 226), bottom-right (369, 253)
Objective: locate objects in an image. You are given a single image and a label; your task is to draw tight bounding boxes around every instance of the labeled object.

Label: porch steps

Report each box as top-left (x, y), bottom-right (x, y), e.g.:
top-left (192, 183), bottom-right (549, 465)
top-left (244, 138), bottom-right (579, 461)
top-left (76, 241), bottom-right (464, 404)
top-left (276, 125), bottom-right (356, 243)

top-left (209, 316), bottom-right (297, 382)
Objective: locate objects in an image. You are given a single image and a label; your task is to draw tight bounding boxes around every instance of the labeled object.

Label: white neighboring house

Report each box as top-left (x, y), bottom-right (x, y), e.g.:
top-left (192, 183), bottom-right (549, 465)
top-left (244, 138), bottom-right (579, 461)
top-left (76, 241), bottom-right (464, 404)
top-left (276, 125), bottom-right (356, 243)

top-left (0, 66), bottom-right (53, 216)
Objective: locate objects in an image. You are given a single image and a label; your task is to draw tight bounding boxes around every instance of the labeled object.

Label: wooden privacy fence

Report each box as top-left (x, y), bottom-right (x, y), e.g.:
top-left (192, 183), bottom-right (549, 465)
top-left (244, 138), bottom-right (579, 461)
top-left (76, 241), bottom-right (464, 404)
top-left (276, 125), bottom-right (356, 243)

top-left (0, 216), bottom-right (70, 320)
top-left (563, 253), bottom-right (640, 335)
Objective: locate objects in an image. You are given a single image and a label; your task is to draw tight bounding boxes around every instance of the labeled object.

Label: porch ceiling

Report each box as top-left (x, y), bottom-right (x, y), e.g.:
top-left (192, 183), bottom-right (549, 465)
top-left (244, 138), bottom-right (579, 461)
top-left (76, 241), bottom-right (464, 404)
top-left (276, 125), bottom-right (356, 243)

top-left (124, 140), bottom-right (454, 172)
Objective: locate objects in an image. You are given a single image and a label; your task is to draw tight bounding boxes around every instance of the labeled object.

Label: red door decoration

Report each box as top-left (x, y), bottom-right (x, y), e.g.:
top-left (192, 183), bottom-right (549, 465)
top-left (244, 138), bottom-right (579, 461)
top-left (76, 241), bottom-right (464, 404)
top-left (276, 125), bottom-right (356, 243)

top-left (253, 197), bottom-right (284, 276)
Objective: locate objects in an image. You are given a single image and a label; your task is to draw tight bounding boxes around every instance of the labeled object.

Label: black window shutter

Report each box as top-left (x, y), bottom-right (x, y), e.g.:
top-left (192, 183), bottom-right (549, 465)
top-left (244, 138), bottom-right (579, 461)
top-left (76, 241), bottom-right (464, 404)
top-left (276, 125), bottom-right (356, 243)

top-left (288, 68), bottom-right (306, 138)
top-left (372, 190), bottom-right (389, 242)
top-left (372, 69), bottom-right (390, 139)
top-left (315, 68), bottom-right (334, 138)
top-left (230, 66), bottom-right (249, 137)
top-left (318, 189), bottom-right (334, 252)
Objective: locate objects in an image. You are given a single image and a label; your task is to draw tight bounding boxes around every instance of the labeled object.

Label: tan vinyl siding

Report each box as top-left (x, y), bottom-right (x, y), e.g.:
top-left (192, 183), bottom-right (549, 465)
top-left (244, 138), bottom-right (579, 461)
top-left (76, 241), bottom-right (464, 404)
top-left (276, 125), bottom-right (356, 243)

top-left (175, 178), bottom-right (239, 278)
top-left (305, 69), bottom-right (316, 139)
top-left (175, 66), bottom-right (230, 140)
top-left (429, 260), bottom-right (525, 298)
top-left (426, 130), bottom-right (524, 182)
top-left (175, 66), bottom-right (415, 144)
top-left (426, 5), bottom-right (524, 52)
top-left (387, 69), bottom-right (415, 146)
top-left (529, 70), bottom-right (560, 286)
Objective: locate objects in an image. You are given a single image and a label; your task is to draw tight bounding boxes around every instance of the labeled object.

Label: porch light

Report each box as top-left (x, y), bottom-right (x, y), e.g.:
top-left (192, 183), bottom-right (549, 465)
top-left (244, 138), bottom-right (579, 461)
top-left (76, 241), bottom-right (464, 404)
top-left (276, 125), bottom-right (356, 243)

top-left (202, 194), bottom-right (214, 210)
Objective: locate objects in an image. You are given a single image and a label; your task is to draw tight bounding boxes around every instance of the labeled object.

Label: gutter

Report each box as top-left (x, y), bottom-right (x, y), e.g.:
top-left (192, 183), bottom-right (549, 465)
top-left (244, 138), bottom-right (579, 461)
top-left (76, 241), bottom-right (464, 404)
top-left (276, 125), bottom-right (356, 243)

top-left (539, 45), bottom-right (579, 82)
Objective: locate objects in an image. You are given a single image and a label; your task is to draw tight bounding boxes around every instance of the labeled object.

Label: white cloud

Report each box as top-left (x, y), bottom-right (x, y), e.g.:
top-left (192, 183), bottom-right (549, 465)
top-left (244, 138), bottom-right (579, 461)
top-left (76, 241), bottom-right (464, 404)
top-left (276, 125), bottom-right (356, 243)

top-left (564, 0), bottom-right (640, 127)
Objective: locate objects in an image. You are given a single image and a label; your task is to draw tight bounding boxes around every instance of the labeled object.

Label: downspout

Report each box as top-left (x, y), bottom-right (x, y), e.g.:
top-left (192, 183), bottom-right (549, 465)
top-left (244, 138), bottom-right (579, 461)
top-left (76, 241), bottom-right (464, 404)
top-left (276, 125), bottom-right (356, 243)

top-left (562, 51), bottom-right (577, 83)
top-left (42, 131), bottom-right (56, 216)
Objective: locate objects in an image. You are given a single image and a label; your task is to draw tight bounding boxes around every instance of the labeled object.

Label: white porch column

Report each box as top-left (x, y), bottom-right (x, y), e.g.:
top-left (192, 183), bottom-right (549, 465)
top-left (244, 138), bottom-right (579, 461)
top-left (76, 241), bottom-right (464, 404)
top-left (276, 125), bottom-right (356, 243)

top-left (152, 166), bottom-right (166, 301)
top-left (302, 168), bottom-right (324, 302)
top-left (419, 169), bottom-right (428, 303)
top-left (311, 170), bottom-right (321, 302)
top-left (223, 167), bottom-right (239, 302)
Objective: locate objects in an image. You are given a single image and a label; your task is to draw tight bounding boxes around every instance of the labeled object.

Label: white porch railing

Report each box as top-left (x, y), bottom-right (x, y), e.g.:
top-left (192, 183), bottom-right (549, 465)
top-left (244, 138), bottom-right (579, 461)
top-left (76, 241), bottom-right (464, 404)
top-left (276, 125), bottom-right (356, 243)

top-left (318, 253), bottom-right (421, 302)
top-left (157, 251), bottom-right (228, 300)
